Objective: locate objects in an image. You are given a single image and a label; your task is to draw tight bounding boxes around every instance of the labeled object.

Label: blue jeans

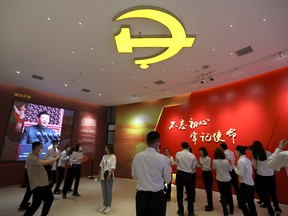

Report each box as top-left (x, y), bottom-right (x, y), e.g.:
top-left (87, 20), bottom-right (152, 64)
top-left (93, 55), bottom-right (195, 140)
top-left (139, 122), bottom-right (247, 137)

top-left (101, 179), bottom-right (114, 207)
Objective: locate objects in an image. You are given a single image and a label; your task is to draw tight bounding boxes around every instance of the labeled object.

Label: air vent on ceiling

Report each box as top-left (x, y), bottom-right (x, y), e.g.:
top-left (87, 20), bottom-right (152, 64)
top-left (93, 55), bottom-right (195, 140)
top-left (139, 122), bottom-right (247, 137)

top-left (202, 65), bottom-right (210, 69)
top-left (236, 46), bottom-right (253, 57)
top-left (81, 88), bottom-right (91, 93)
top-left (31, 74), bottom-right (44, 80)
top-left (154, 80), bottom-right (166, 85)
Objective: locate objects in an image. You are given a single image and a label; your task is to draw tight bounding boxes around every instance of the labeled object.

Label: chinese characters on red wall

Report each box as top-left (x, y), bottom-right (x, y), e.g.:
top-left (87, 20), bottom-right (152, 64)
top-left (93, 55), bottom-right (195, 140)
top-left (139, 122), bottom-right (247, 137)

top-left (169, 118), bottom-right (237, 145)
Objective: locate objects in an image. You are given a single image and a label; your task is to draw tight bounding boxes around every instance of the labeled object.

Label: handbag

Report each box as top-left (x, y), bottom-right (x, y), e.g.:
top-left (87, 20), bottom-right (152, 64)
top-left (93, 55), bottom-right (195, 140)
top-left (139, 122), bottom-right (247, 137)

top-left (104, 170), bottom-right (113, 180)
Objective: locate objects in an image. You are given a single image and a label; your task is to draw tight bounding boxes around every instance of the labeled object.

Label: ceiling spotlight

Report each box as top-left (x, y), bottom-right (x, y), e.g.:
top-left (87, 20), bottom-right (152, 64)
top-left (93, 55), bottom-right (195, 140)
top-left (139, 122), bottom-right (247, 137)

top-left (278, 52), bottom-right (283, 58)
top-left (200, 80), bottom-right (205, 84)
top-left (210, 77), bottom-right (214, 81)
top-left (234, 68), bottom-right (238, 73)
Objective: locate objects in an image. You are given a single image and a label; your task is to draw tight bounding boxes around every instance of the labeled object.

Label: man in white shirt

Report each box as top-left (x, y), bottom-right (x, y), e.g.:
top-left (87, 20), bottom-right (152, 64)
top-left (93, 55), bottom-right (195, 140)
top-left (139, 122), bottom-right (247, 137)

top-left (175, 142), bottom-right (197, 216)
top-left (268, 139), bottom-right (288, 175)
top-left (131, 131), bottom-right (171, 216)
top-left (220, 143), bottom-right (242, 208)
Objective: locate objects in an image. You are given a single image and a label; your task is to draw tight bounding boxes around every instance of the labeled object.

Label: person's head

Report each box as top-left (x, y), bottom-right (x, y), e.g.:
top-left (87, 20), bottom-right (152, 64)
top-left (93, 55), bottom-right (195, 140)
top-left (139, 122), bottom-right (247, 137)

top-left (214, 148), bottom-right (226, 159)
top-left (146, 131), bottom-right (160, 150)
top-left (52, 140), bottom-right (60, 149)
top-left (105, 144), bottom-right (114, 154)
top-left (32, 141), bottom-right (43, 155)
top-left (37, 111), bottom-right (50, 128)
top-left (164, 148), bottom-right (170, 156)
top-left (247, 145), bottom-right (253, 155)
top-left (75, 143), bottom-right (82, 152)
top-left (235, 145), bottom-right (247, 157)
top-left (199, 146), bottom-right (208, 157)
top-left (252, 140), bottom-right (267, 161)
top-left (181, 142), bottom-right (190, 150)
top-left (65, 144), bottom-right (71, 152)
top-left (219, 143), bottom-right (228, 151)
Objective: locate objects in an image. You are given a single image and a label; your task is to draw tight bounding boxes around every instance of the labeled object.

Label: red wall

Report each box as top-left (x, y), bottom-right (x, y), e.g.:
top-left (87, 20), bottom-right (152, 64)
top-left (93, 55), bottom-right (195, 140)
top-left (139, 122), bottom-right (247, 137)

top-left (0, 82), bottom-right (107, 187)
top-left (156, 67), bottom-right (288, 204)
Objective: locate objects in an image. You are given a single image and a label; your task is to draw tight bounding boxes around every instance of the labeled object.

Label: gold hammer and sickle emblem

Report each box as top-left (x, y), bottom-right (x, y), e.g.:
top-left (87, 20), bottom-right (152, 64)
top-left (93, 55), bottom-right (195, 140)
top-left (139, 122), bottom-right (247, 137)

top-left (114, 8), bottom-right (196, 69)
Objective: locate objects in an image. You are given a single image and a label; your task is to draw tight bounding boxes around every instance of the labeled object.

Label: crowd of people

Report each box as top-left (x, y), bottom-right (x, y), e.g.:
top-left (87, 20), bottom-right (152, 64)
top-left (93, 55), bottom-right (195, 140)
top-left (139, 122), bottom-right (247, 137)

top-left (18, 130), bottom-right (288, 216)
top-left (132, 132), bottom-right (288, 216)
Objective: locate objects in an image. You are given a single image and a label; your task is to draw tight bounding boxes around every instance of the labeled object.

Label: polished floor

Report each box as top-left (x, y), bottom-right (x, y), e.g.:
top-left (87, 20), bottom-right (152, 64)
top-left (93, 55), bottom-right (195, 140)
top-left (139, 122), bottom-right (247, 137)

top-left (0, 178), bottom-right (287, 216)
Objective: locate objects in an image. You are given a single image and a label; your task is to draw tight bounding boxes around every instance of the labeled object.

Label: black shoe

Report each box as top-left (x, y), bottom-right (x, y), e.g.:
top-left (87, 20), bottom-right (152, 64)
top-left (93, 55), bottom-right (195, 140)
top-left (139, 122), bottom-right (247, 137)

top-left (205, 206), bottom-right (214, 211)
top-left (72, 192), bottom-right (81, 197)
top-left (18, 206), bottom-right (29, 211)
top-left (54, 190), bottom-right (62, 194)
top-left (257, 200), bottom-right (263, 204)
top-left (62, 194), bottom-right (67, 199)
top-left (177, 211), bottom-right (184, 216)
top-left (68, 189), bottom-right (73, 193)
top-left (229, 208), bottom-right (234, 215)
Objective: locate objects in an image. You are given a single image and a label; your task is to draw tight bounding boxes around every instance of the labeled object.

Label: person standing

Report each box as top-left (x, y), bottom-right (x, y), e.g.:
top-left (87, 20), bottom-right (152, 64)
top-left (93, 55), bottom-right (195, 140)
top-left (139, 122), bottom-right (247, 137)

top-left (131, 131), bottom-right (171, 216)
top-left (175, 142), bottom-right (197, 216)
top-left (23, 141), bottom-right (59, 216)
top-left (252, 140), bottom-right (282, 216)
top-left (213, 148), bottom-right (234, 216)
top-left (198, 146), bottom-right (213, 212)
top-left (97, 145), bottom-right (117, 214)
top-left (163, 147), bottom-right (175, 201)
top-left (268, 139), bottom-right (288, 174)
top-left (234, 145), bottom-right (258, 216)
top-left (220, 143), bottom-right (241, 208)
top-left (62, 144), bottom-right (83, 198)
top-left (43, 140), bottom-right (60, 188)
top-left (18, 166), bottom-right (32, 211)
top-left (54, 144), bottom-right (70, 194)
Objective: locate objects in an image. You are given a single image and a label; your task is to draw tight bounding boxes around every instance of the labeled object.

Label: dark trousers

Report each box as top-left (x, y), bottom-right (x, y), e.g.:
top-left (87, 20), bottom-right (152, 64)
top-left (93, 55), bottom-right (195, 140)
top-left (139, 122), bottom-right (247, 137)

top-left (20, 169), bottom-right (32, 208)
top-left (202, 170), bottom-right (213, 208)
top-left (136, 190), bottom-right (166, 216)
top-left (258, 174), bottom-right (281, 214)
top-left (164, 173), bottom-right (172, 200)
top-left (63, 165), bottom-right (81, 195)
top-left (254, 173), bottom-right (264, 202)
top-left (176, 170), bottom-right (195, 215)
top-left (239, 183), bottom-right (258, 216)
top-left (230, 169), bottom-right (241, 204)
top-left (54, 166), bottom-right (65, 192)
top-left (23, 185), bottom-right (54, 216)
top-left (217, 180), bottom-right (234, 215)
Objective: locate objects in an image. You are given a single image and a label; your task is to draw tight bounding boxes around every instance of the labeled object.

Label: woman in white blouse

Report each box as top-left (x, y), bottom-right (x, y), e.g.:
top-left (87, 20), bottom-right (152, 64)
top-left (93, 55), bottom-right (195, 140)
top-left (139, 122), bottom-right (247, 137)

top-left (213, 148), bottom-right (234, 216)
top-left (198, 146), bottom-right (213, 212)
top-left (163, 147), bottom-right (175, 201)
top-left (234, 145), bottom-right (258, 216)
top-left (252, 140), bottom-right (281, 216)
top-left (97, 145), bottom-right (116, 214)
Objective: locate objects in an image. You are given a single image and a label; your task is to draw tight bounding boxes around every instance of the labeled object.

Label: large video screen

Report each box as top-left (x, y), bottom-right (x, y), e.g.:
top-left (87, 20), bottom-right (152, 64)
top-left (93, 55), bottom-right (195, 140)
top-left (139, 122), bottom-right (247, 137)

top-left (0, 100), bottom-right (75, 161)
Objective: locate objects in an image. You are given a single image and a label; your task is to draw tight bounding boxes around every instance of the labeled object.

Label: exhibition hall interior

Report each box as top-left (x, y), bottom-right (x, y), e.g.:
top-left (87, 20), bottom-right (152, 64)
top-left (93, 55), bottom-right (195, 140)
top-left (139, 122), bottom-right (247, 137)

top-left (0, 0), bottom-right (288, 216)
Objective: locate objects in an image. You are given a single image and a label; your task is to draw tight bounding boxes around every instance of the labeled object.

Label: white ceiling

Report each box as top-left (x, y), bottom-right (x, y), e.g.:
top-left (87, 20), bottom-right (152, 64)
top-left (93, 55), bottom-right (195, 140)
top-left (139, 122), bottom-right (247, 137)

top-left (0, 0), bottom-right (288, 106)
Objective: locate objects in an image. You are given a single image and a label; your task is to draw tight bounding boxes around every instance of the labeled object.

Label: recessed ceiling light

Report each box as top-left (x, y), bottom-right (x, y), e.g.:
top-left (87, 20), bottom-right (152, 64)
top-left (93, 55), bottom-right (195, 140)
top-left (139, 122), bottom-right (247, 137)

top-left (72, 51), bottom-right (75, 54)
top-left (162, 69), bottom-right (165, 72)
top-left (65, 84), bottom-right (68, 87)
top-left (230, 52), bottom-right (234, 56)
top-left (99, 93), bottom-right (102, 96)
top-left (188, 63), bottom-right (191, 66)
top-left (230, 24), bottom-right (233, 28)
top-left (112, 62), bottom-right (115, 65)
top-left (79, 22), bottom-right (82, 25)
top-left (132, 77), bottom-right (136, 80)
top-left (91, 47), bottom-right (94, 50)
top-left (263, 18), bottom-right (266, 22)
top-left (101, 68), bottom-right (104, 71)
top-left (16, 71), bottom-right (20, 74)
top-left (212, 49), bottom-right (215, 52)
top-left (47, 17), bottom-right (51, 21)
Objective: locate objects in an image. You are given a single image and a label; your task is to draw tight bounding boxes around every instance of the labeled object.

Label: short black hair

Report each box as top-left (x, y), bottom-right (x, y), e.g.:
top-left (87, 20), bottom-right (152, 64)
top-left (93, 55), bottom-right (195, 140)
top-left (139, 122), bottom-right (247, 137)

top-left (235, 145), bottom-right (247, 155)
top-left (37, 111), bottom-right (49, 118)
top-left (181, 142), bottom-right (190, 149)
top-left (220, 143), bottom-right (228, 150)
top-left (106, 144), bottom-right (114, 154)
top-left (75, 143), bottom-right (82, 152)
top-left (32, 141), bottom-right (43, 150)
top-left (146, 131), bottom-right (160, 145)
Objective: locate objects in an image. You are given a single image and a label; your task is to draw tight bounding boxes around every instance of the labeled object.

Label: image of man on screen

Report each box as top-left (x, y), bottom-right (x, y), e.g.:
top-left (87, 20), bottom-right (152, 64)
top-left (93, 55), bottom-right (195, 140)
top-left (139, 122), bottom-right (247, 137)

top-left (20, 111), bottom-right (60, 146)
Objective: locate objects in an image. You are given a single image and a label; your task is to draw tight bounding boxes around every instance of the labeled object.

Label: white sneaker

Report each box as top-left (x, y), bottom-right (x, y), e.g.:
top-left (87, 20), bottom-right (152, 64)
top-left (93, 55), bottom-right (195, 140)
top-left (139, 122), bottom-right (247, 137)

top-left (104, 206), bottom-right (111, 214)
top-left (98, 206), bottom-right (106, 212)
